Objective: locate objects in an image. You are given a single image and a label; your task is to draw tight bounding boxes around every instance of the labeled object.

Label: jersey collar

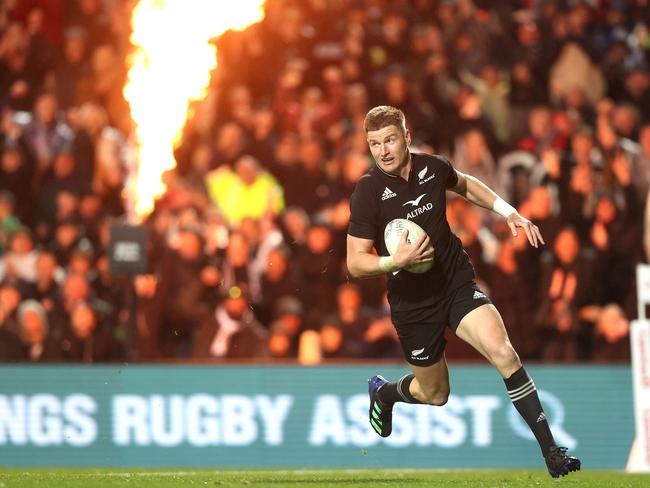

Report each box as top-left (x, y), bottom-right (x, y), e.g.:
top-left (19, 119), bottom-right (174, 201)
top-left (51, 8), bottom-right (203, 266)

top-left (374, 151), bottom-right (412, 180)
top-left (374, 162), bottom-right (398, 178)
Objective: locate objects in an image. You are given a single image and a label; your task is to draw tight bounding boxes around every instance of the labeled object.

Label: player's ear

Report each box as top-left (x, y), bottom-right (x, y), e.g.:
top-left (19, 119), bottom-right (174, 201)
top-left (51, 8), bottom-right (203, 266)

top-left (404, 129), bottom-right (411, 146)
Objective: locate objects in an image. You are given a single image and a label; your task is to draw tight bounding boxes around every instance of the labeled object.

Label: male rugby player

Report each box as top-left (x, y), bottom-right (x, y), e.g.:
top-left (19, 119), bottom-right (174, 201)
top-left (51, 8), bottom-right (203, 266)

top-left (347, 106), bottom-right (580, 478)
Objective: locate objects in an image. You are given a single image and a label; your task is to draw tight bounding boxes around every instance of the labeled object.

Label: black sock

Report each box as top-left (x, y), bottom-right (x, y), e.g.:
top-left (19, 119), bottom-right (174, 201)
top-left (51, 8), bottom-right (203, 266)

top-left (504, 366), bottom-right (556, 455)
top-left (377, 374), bottom-right (423, 404)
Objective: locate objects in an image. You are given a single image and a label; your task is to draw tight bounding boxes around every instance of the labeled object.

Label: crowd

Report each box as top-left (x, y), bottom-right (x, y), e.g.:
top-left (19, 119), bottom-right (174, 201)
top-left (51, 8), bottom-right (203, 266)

top-left (1, 0), bottom-right (649, 364)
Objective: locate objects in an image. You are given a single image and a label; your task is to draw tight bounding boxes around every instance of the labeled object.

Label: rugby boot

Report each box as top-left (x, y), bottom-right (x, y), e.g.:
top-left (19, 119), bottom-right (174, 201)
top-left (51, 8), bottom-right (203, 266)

top-left (545, 446), bottom-right (581, 478)
top-left (368, 375), bottom-right (394, 437)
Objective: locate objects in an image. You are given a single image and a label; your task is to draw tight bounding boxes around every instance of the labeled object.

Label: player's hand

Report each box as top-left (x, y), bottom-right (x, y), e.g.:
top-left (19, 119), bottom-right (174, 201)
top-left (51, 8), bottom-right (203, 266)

top-left (393, 229), bottom-right (434, 269)
top-left (506, 213), bottom-right (544, 248)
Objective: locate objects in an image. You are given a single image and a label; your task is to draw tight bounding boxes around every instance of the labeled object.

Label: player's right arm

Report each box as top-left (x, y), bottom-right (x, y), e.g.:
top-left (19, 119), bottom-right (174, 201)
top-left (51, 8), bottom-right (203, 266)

top-left (346, 231), bottom-right (433, 278)
top-left (347, 175), bottom-right (432, 278)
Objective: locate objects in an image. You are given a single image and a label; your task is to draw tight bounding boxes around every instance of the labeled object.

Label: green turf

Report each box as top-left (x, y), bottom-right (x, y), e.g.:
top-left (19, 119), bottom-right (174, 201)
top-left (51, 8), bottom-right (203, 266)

top-left (0, 469), bottom-right (647, 487)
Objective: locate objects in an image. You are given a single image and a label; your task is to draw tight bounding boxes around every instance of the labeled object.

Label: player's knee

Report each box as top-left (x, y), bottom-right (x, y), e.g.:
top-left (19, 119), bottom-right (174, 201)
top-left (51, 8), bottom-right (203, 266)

top-left (489, 343), bottom-right (520, 369)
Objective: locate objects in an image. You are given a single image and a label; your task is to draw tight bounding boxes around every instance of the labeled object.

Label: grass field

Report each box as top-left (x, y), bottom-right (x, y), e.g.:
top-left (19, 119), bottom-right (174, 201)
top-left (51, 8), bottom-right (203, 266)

top-left (0, 469), bottom-right (647, 487)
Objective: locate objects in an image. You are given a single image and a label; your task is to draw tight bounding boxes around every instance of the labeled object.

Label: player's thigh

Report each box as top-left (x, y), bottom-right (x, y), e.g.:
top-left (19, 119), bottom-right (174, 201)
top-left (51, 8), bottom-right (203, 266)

top-left (408, 352), bottom-right (450, 396)
top-left (455, 303), bottom-right (519, 365)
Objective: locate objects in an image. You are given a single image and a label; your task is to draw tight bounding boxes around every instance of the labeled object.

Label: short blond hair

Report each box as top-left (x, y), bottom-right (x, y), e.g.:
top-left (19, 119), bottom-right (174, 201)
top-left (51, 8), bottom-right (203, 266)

top-left (364, 105), bottom-right (406, 133)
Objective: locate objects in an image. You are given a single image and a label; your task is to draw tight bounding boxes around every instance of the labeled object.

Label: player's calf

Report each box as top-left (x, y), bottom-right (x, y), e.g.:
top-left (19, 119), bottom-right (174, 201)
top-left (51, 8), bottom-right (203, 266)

top-left (413, 383), bottom-right (449, 406)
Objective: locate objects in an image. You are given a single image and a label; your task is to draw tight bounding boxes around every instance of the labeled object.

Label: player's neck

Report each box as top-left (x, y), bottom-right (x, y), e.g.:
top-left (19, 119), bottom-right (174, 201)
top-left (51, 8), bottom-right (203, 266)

top-left (397, 151), bottom-right (412, 181)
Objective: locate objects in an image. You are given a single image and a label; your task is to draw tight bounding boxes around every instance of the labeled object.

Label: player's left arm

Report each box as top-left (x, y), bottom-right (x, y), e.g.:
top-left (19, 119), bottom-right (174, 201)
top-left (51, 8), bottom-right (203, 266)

top-left (448, 169), bottom-right (544, 248)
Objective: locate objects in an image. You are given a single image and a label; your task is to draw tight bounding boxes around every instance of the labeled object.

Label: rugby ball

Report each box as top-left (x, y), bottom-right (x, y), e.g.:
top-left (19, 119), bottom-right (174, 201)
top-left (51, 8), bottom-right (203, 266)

top-left (383, 218), bottom-right (433, 273)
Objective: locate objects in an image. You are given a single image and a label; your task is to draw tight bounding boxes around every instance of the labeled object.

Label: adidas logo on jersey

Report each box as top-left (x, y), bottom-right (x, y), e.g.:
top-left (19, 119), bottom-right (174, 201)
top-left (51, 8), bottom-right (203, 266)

top-left (381, 187), bottom-right (397, 200)
top-left (536, 412), bottom-right (547, 423)
top-left (473, 290), bottom-right (487, 300)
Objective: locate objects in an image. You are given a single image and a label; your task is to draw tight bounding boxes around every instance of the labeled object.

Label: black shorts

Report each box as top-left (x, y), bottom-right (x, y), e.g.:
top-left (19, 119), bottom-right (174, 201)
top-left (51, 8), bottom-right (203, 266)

top-left (393, 281), bottom-right (492, 367)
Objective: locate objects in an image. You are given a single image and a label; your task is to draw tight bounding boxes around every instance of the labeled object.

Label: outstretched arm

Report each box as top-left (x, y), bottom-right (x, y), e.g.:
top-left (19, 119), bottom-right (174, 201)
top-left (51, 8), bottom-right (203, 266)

top-left (448, 169), bottom-right (545, 248)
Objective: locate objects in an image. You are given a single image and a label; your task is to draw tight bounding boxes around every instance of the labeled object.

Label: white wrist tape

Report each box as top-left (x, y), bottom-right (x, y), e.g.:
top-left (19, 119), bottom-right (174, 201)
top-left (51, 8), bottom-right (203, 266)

top-left (493, 197), bottom-right (517, 218)
top-left (379, 256), bottom-right (398, 273)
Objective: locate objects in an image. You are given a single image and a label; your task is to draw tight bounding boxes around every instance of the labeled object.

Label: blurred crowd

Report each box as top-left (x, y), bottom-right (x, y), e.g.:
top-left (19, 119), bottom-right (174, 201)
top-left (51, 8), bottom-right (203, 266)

top-left (1, 0), bottom-right (649, 364)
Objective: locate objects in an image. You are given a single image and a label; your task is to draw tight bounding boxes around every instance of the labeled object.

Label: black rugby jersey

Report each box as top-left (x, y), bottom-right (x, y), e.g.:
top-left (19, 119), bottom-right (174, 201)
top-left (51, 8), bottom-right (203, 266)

top-left (348, 152), bottom-right (475, 320)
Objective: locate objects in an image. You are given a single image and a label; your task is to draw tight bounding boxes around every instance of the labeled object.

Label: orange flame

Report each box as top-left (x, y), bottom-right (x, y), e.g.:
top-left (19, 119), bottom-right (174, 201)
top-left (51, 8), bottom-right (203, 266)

top-left (124, 0), bottom-right (265, 220)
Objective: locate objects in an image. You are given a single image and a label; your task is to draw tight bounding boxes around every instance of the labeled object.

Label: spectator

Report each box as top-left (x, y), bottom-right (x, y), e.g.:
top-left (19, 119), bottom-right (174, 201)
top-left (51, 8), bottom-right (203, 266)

top-left (156, 228), bottom-right (213, 357)
top-left (50, 220), bottom-right (81, 266)
top-left (92, 254), bottom-right (122, 313)
top-left (192, 286), bottom-right (268, 359)
top-left (60, 300), bottom-right (121, 362)
top-left (549, 43), bottom-right (606, 108)
top-left (267, 296), bottom-right (305, 360)
top-left (612, 104), bottom-right (640, 140)
top-left (460, 65), bottom-right (510, 145)
top-left (535, 227), bottom-right (603, 361)
top-left (518, 105), bottom-right (566, 155)
top-left (288, 137), bottom-right (328, 213)
top-left (73, 101), bottom-right (122, 187)
top-left (591, 304), bottom-right (631, 361)
top-left (77, 192), bottom-right (103, 247)
top-left (68, 0), bottom-right (113, 51)
top-left (21, 92), bottom-right (73, 170)
top-left (589, 189), bottom-right (642, 315)
top-left (206, 155), bottom-right (284, 226)
top-left (515, 185), bottom-right (562, 289)
top-left (20, 251), bottom-right (62, 312)
top-left (297, 329), bottom-right (321, 365)
top-left (37, 151), bottom-right (89, 227)
top-left (53, 26), bottom-right (91, 110)
top-left (213, 122), bottom-right (248, 166)
top-left (453, 128), bottom-right (502, 199)
top-left (93, 158), bottom-right (125, 217)
top-left (631, 123), bottom-right (650, 201)
top-left (0, 227), bottom-right (38, 283)
top-left (75, 44), bottom-right (127, 125)
top-left (0, 281), bottom-right (21, 334)
top-left (0, 191), bottom-right (22, 256)
top-left (361, 314), bottom-right (402, 360)
top-left (496, 149), bottom-right (549, 211)
top-left (0, 282), bottom-right (23, 360)
top-left (181, 142), bottom-right (213, 197)
top-left (509, 60), bottom-right (546, 142)
top-left (621, 69), bottom-right (650, 119)
top-left (280, 205), bottom-right (309, 254)
top-left (297, 222), bottom-right (340, 324)
top-left (16, 299), bottom-right (61, 361)
top-left (220, 230), bottom-right (261, 303)
top-left (0, 129), bottom-right (36, 221)
top-left (319, 283), bottom-right (372, 357)
top-left (257, 245), bottom-right (299, 327)
top-left (0, 22), bottom-right (43, 110)
top-left (318, 321), bottom-right (348, 359)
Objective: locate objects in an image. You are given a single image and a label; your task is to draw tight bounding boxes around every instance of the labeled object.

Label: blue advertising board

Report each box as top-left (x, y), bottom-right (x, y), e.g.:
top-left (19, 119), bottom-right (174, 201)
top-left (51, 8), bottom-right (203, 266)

top-left (0, 365), bottom-right (633, 469)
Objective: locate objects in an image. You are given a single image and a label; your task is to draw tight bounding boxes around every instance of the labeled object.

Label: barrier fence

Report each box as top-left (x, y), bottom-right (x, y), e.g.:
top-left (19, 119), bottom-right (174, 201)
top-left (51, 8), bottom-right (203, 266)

top-left (0, 364), bottom-right (633, 468)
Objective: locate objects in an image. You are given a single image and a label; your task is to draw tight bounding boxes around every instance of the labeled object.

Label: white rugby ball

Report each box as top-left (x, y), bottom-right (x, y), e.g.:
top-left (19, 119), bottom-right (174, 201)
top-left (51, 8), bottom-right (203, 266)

top-left (383, 218), bottom-right (433, 273)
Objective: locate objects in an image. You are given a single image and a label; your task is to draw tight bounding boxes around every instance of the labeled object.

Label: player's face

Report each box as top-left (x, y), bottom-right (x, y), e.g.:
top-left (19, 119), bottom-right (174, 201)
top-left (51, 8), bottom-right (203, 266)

top-left (367, 125), bottom-right (411, 177)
